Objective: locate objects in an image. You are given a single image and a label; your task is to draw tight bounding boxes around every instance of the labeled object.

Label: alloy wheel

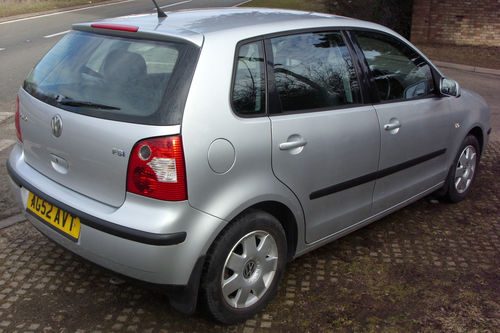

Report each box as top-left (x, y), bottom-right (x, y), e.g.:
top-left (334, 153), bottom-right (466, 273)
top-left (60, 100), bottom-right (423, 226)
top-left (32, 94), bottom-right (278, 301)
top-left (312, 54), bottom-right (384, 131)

top-left (454, 144), bottom-right (477, 194)
top-left (221, 230), bottom-right (278, 309)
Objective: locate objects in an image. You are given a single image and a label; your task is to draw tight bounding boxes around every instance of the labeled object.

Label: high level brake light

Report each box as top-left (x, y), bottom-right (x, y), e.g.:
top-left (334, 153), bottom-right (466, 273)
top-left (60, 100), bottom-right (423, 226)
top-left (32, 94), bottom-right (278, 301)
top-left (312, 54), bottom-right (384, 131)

top-left (15, 95), bottom-right (22, 142)
top-left (127, 136), bottom-right (187, 201)
top-left (90, 23), bottom-right (139, 32)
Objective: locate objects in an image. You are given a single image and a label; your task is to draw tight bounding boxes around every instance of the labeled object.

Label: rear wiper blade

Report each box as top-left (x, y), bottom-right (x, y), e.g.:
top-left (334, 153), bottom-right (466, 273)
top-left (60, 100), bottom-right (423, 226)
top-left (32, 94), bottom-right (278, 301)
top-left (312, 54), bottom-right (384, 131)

top-left (57, 97), bottom-right (120, 110)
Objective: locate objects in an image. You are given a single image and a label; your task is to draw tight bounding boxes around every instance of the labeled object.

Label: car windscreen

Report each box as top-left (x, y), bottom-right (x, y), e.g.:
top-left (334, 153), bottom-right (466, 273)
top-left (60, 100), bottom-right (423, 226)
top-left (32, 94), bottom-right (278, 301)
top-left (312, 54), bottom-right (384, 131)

top-left (23, 30), bottom-right (199, 125)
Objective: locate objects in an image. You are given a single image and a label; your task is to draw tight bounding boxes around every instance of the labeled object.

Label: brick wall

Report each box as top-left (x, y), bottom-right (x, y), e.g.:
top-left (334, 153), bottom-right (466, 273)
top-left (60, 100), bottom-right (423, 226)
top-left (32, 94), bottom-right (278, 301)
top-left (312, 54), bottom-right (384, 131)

top-left (411, 0), bottom-right (500, 47)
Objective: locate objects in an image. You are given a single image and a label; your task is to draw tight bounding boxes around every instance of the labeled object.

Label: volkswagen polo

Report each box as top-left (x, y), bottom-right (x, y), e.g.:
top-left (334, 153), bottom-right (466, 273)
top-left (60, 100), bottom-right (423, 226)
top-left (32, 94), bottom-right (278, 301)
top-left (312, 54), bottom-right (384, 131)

top-left (7, 7), bottom-right (491, 323)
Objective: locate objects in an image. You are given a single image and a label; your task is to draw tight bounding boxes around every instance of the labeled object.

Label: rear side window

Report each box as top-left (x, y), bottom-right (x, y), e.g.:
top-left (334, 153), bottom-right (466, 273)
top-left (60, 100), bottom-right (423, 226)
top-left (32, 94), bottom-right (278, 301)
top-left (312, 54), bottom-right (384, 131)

top-left (353, 31), bottom-right (435, 101)
top-left (270, 32), bottom-right (361, 113)
top-left (232, 41), bottom-right (266, 115)
top-left (23, 31), bottom-right (199, 125)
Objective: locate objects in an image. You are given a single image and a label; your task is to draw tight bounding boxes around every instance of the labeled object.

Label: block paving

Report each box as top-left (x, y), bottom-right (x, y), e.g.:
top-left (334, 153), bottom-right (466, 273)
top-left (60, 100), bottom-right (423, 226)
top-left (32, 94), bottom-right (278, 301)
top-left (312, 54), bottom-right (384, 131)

top-left (0, 140), bottom-right (499, 331)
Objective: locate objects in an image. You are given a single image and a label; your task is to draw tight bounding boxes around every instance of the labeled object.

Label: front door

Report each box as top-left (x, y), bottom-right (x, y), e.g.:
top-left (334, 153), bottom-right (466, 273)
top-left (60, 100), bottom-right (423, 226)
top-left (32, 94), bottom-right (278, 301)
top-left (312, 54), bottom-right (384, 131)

top-left (352, 30), bottom-right (452, 213)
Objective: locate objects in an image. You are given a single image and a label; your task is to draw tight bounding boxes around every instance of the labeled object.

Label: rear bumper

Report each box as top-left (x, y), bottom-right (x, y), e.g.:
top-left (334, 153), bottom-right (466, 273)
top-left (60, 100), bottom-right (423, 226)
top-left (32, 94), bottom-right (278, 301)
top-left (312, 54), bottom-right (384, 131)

top-left (7, 143), bottom-right (227, 288)
top-left (8, 160), bottom-right (186, 246)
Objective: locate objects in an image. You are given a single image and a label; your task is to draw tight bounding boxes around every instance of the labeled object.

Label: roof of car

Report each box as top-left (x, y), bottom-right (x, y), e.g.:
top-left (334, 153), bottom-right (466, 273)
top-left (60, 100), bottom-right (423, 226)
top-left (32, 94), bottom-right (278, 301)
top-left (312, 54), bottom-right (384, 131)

top-left (158, 7), bottom-right (351, 32)
top-left (74, 7), bottom-right (394, 46)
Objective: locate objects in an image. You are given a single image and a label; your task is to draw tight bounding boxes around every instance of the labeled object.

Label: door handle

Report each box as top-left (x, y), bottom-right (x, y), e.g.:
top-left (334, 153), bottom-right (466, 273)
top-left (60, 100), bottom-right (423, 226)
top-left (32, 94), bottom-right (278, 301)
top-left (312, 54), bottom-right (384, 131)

top-left (279, 139), bottom-right (307, 150)
top-left (384, 119), bottom-right (401, 131)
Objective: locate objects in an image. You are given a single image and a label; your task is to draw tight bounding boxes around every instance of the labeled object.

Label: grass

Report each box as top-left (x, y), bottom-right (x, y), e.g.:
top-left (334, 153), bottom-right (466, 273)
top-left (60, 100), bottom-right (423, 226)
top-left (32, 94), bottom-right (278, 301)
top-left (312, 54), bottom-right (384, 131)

top-left (0, 0), bottom-right (110, 18)
top-left (241, 0), bottom-right (326, 12)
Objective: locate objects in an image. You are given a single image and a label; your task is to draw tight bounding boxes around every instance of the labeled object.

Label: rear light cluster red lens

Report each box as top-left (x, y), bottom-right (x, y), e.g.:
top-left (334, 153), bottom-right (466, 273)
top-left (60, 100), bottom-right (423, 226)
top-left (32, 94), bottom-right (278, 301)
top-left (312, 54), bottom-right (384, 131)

top-left (127, 136), bottom-right (187, 201)
top-left (15, 95), bottom-right (22, 142)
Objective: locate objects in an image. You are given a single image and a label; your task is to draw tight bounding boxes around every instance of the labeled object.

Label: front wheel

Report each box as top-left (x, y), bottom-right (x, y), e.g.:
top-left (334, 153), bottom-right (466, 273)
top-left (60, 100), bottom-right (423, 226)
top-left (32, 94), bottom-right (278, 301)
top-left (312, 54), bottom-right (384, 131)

top-left (444, 135), bottom-right (480, 202)
top-left (200, 210), bottom-right (287, 324)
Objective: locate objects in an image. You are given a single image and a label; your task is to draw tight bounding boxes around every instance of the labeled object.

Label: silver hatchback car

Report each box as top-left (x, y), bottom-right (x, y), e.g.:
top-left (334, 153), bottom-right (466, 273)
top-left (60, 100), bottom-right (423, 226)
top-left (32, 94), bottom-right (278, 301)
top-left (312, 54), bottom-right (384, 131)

top-left (7, 7), bottom-right (491, 323)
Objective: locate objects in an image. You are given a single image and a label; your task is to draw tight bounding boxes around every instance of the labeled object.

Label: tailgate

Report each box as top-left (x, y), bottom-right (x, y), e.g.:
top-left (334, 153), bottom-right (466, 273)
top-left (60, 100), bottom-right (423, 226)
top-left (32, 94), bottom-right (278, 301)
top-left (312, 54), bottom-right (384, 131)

top-left (19, 88), bottom-right (180, 207)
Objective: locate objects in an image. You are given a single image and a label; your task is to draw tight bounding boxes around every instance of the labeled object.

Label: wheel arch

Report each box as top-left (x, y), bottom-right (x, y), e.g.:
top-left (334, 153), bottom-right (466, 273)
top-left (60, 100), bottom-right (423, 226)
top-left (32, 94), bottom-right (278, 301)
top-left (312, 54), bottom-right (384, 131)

top-left (216, 200), bottom-right (299, 262)
top-left (247, 201), bottom-right (298, 262)
top-left (467, 126), bottom-right (485, 155)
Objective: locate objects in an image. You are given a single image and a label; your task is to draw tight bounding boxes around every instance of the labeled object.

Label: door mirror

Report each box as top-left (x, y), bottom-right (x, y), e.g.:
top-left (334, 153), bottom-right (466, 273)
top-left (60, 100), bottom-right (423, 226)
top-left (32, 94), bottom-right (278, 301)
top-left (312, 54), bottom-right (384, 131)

top-left (440, 78), bottom-right (461, 97)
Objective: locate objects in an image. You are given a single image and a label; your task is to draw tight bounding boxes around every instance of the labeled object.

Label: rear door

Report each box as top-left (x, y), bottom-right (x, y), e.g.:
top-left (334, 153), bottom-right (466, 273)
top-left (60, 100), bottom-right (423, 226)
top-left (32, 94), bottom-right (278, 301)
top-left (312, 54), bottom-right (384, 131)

top-left (20, 30), bottom-right (198, 207)
top-left (267, 31), bottom-right (380, 243)
top-left (351, 30), bottom-right (452, 213)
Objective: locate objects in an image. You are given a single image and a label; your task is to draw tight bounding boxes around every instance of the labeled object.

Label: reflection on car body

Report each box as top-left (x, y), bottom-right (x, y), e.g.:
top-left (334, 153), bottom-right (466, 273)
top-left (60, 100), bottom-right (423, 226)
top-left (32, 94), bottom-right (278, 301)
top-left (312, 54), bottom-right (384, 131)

top-left (7, 7), bottom-right (490, 324)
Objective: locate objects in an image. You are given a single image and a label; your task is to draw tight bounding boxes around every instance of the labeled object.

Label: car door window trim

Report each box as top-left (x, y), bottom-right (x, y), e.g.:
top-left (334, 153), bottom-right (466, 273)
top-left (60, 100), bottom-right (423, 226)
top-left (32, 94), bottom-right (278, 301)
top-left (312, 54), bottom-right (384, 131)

top-left (230, 39), bottom-right (268, 118)
top-left (265, 29), bottom-right (364, 115)
top-left (348, 28), bottom-right (443, 105)
top-left (342, 30), bottom-right (373, 104)
top-left (268, 103), bottom-right (368, 116)
top-left (232, 26), bottom-right (443, 116)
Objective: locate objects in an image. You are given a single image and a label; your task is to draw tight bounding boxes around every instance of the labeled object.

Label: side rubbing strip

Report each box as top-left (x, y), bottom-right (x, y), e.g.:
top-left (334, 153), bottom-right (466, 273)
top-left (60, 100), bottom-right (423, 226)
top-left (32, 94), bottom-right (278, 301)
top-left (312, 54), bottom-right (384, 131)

top-left (376, 149), bottom-right (446, 179)
top-left (310, 171), bottom-right (378, 200)
top-left (310, 148), bottom-right (446, 200)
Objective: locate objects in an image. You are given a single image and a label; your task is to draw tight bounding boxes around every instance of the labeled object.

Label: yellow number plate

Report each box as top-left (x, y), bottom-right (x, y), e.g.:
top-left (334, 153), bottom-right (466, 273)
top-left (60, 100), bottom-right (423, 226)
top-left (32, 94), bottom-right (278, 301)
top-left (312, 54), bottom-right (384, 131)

top-left (26, 192), bottom-right (81, 241)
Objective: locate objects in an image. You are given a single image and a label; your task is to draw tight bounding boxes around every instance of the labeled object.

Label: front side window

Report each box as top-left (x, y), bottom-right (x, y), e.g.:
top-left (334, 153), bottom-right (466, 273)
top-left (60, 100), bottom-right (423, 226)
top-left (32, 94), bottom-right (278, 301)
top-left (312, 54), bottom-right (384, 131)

top-left (232, 41), bottom-right (266, 115)
top-left (354, 30), bottom-right (435, 102)
top-left (270, 32), bottom-right (361, 113)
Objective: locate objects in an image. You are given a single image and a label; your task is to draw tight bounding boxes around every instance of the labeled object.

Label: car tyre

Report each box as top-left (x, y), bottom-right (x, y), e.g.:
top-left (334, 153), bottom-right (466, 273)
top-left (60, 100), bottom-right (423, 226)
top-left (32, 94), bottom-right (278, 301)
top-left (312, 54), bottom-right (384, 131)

top-left (444, 135), bottom-right (480, 203)
top-left (200, 209), bottom-right (287, 324)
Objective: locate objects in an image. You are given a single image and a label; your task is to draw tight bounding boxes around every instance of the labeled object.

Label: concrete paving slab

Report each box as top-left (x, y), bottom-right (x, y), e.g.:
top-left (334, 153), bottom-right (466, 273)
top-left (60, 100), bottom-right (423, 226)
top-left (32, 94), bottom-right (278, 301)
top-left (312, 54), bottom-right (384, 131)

top-left (0, 139), bottom-right (15, 152)
top-left (0, 213), bottom-right (25, 229)
top-left (0, 142), bottom-right (499, 331)
top-left (0, 112), bottom-right (13, 124)
top-left (434, 60), bottom-right (500, 76)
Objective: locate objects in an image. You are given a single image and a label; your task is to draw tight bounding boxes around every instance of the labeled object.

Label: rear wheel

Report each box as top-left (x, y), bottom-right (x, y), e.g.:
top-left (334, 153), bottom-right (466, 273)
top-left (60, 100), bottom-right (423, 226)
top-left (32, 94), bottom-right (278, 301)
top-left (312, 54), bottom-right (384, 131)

top-left (444, 135), bottom-right (480, 202)
top-left (200, 210), bottom-right (286, 324)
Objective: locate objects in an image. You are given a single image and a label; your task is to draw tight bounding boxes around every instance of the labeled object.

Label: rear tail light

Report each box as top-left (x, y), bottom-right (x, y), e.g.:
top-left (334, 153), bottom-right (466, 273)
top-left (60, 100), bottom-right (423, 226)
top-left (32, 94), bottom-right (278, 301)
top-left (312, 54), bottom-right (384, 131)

top-left (127, 136), bottom-right (187, 201)
top-left (15, 95), bottom-right (22, 142)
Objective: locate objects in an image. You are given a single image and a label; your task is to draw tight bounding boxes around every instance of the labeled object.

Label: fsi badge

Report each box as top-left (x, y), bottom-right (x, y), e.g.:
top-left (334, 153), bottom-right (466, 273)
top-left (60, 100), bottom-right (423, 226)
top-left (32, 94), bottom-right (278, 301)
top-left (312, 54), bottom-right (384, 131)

top-left (112, 148), bottom-right (126, 157)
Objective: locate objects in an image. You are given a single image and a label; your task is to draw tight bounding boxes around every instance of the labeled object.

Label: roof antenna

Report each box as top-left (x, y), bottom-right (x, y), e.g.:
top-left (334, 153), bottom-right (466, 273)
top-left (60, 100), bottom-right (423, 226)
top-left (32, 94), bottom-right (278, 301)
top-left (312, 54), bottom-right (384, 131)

top-left (151, 0), bottom-right (167, 18)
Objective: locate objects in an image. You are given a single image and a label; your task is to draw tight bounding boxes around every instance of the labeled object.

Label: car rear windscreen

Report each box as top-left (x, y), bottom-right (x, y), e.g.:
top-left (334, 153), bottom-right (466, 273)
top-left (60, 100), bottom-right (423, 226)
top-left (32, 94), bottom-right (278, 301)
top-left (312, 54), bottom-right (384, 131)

top-left (23, 30), bottom-right (199, 125)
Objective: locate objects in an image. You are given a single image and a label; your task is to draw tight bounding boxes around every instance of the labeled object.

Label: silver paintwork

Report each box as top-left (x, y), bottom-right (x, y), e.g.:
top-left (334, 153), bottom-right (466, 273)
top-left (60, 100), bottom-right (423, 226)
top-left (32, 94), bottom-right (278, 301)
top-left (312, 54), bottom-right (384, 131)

top-left (440, 77), bottom-right (461, 97)
top-left (8, 144), bottom-right (226, 284)
top-left (270, 106), bottom-right (380, 243)
top-left (222, 230), bottom-right (278, 309)
top-left (371, 97), bottom-right (451, 213)
top-left (18, 88), bottom-right (181, 207)
top-left (8, 8), bottom-right (491, 289)
top-left (455, 145), bottom-right (477, 193)
top-left (207, 139), bottom-right (236, 174)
